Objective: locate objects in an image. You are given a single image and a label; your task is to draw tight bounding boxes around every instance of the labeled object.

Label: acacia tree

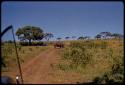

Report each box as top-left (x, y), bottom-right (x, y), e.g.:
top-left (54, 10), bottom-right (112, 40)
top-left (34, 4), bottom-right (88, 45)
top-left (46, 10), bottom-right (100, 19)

top-left (99, 32), bottom-right (112, 39)
top-left (95, 34), bottom-right (101, 39)
top-left (44, 33), bottom-right (54, 41)
top-left (16, 26), bottom-right (44, 45)
top-left (65, 36), bottom-right (70, 40)
top-left (77, 36), bottom-right (85, 40)
top-left (57, 37), bottom-right (62, 41)
top-left (77, 36), bottom-right (89, 40)
top-left (16, 28), bottom-right (23, 39)
top-left (111, 33), bottom-right (123, 39)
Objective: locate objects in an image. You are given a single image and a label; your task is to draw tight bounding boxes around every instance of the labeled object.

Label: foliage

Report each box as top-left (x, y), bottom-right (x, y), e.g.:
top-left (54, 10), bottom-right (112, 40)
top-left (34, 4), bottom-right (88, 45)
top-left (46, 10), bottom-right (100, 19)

top-left (95, 34), bottom-right (101, 39)
top-left (59, 39), bottom-right (124, 84)
top-left (95, 32), bottom-right (123, 39)
top-left (16, 26), bottom-right (44, 45)
top-left (77, 36), bottom-right (85, 40)
top-left (65, 37), bottom-right (70, 40)
top-left (1, 43), bottom-right (17, 71)
top-left (77, 36), bottom-right (90, 40)
top-left (57, 37), bottom-right (62, 41)
top-left (93, 63), bottom-right (124, 84)
top-left (61, 40), bottom-right (99, 69)
top-left (44, 33), bottom-right (54, 41)
top-left (111, 33), bottom-right (123, 39)
top-left (19, 41), bottom-right (45, 46)
top-left (99, 32), bottom-right (112, 39)
top-left (1, 42), bottom-right (49, 72)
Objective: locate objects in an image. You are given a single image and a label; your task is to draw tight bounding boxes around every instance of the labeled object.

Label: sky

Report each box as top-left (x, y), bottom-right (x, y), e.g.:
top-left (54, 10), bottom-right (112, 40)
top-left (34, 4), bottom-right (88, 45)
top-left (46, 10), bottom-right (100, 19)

top-left (1, 1), bottom-right (124, 41)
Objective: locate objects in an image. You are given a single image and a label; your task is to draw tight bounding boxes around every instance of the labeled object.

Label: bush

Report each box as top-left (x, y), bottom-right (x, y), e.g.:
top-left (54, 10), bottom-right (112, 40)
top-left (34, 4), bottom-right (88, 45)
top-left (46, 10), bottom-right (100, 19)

top-left (93, 68), bottom-right (124, 84)
top-left (20, 41), bottom-right (45, 46)
top-left (59, 40), bottom-right (123, 84)
top-left (70, 40), bottom-right (108, 49)
top-left (93, 54), bottom-right (124, 84)
top-left (20, 42), bottom-right (29, 46)
top-left (61, 41), bottom-right (94, 69)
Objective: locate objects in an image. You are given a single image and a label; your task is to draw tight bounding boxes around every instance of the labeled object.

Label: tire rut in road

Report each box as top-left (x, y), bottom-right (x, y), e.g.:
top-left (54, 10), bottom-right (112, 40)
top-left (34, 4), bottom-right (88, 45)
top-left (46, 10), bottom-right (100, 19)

top-left (21, 48), bottom-right (60, 84)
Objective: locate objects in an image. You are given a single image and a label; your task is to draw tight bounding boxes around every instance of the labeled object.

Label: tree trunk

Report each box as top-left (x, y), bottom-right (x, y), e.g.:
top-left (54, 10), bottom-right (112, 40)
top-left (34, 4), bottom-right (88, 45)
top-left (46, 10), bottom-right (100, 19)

top-left (29, 39), bottom-right (31, 46)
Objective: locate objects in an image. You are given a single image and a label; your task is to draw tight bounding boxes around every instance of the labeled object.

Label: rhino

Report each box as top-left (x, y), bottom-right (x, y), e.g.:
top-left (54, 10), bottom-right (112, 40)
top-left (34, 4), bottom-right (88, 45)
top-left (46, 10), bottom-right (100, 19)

top-left (54, 41), bottom-right (64, 48)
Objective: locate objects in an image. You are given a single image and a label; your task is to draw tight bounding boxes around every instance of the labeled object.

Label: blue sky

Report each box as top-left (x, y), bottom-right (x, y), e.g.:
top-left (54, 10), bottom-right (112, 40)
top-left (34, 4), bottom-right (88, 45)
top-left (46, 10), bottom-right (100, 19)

top-left (1, 1), bottom-right (124, 41)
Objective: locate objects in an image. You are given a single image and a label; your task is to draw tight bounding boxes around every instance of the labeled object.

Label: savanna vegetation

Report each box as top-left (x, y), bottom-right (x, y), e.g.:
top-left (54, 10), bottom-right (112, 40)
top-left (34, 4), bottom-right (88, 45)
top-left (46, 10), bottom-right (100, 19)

top-left (1, 25), bottom-right (124, 84)
top-left (1, 42), bottom-right (50, 72)
top-left (57, 39), bottom-right (124, 84)
top-left (1, 26), bottom-right (53, 72)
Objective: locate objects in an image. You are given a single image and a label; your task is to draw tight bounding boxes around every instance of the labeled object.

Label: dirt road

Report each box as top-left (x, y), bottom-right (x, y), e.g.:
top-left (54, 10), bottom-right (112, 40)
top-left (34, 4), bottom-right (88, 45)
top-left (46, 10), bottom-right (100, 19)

top-left (2, 46), bottom-right (89, 84)
top-left (21, 47), bottom-right (60, 84)
top-left (20, 46), bottom-right (88, 84)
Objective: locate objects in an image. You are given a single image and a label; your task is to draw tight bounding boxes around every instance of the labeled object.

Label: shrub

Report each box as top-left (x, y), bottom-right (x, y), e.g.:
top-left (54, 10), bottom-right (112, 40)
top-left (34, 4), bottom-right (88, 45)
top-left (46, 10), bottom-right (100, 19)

top-left (61, 41), bottom-right (94, 69)
top-left (20, 41), bottom-right (44, 46)
top-left (20, 42), bottom-right (29, 46)
top-left (93, 52), bottom-right (124, 84)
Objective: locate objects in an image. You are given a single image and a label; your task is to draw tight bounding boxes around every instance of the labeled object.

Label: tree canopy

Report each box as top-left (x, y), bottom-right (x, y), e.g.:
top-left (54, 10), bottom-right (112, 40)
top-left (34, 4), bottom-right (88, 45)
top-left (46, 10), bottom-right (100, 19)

top-left (44, 33), bottom-right (54, 41)
top-left (111, 33), bottom-right (123, 39)
top-left (16, 26), bottom-right (44, 45)
top-left (65, 37), bottom-right (70, 40)
top-left (95, 32), bottom-right (123, 39)
top-left (78, 36), bottom-right (90, 40)
top-left (57, 37), bottom-right (62, 41)
top-left (95, 34), bottom-right (101, 39)
top-left (99, 32), bottom-right (112, 39)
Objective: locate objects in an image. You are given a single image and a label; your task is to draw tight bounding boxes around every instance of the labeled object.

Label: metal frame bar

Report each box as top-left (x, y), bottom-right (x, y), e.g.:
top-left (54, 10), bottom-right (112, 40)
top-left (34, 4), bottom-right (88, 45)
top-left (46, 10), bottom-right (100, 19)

top-left (1, 25), bottom-right (24, 84)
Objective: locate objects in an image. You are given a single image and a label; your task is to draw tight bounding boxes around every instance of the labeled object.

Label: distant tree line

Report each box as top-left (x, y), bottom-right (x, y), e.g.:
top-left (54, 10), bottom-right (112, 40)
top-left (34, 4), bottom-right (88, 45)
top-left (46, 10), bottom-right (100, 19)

top-left (95, 32), bottom-right (123, 40)
top-left (77, 32), bottom-right (123, 40)
top-left (16, 26), bottom-right (123, 45)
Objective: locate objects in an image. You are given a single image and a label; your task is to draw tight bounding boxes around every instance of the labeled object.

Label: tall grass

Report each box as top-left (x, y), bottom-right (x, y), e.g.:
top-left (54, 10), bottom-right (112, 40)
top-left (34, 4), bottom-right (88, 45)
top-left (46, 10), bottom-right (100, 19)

top-left (1, 43), bottom-right (18, 72)
top-left (1, 42), bottom-right (50, 72)
top-left (61, 40), bottom-right (109, 69)
top-left (58, 39), bottom-right (124, 83)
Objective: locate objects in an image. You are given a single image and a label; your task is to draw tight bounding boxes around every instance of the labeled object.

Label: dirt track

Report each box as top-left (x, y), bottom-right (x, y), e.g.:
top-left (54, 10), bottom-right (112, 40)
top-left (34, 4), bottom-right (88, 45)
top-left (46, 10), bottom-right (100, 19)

top-left (2, 47), bottom-right (89, 84)
top-left (20, 47), bottom-right (90, 84)
top-left (21, 47), bottom-right (61, 84)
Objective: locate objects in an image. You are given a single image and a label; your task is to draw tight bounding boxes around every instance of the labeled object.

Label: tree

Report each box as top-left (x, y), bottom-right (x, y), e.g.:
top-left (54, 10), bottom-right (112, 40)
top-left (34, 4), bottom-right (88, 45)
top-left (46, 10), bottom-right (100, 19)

top-left (44, 33), bottom-right (54, 41)
top-left (57, 37), bottom-right (62, 41)
top-left (16, 28), bottom-right (23, 39)
top-left (77, 36), bottom-right (90, 40)
top-left (16, 26), bottom-right (44, 45)
top-left (111, 33), bottom-right (123, 39)
top-left (77, 36), bottom-right (85, 40)
top-left (99, 32), bottom-right (112, 39)
top-left (32, 27), bottom-right (44, 40)
top-left (95, 34), bottom-right (101, 39)
top-left (65, 36), bottom-right (70, 40)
